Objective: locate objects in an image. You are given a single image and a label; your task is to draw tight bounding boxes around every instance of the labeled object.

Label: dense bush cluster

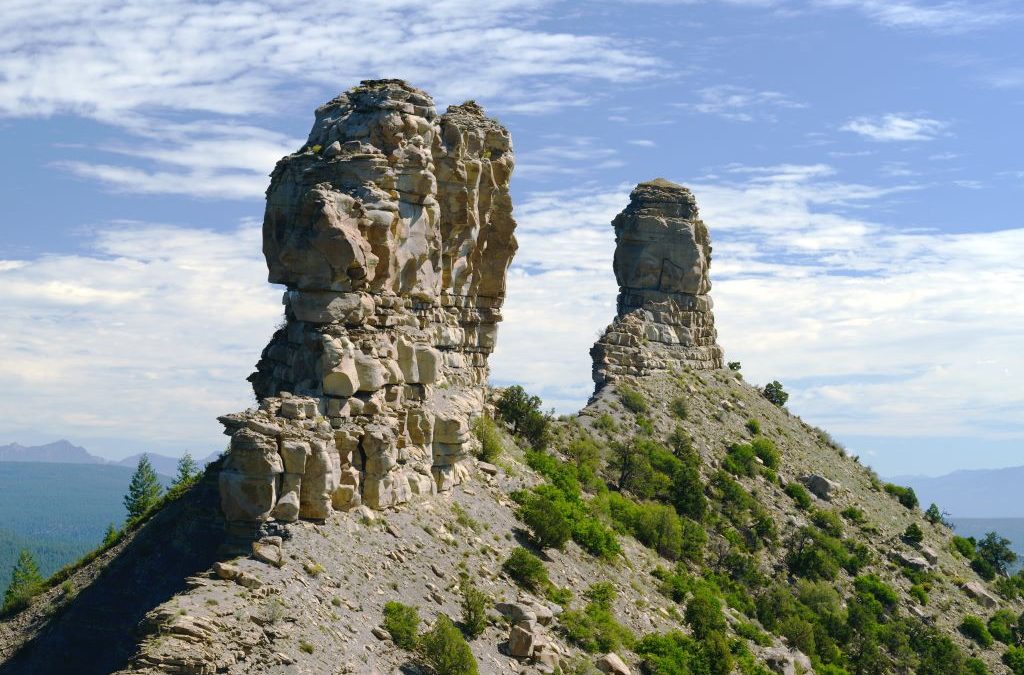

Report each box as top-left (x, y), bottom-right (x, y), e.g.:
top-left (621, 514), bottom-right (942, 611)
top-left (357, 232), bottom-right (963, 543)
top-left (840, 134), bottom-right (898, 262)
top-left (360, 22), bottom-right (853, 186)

top-left (618, 387), bottom-right (649, 414)
top-left (502, 547), bottom-right (549, 592)
top-left (383, 601), bottom-right (420, 649)
top-left (558, 583), bottom-right (634, 654)
top-left (883, 483), bottom-right (919, 510)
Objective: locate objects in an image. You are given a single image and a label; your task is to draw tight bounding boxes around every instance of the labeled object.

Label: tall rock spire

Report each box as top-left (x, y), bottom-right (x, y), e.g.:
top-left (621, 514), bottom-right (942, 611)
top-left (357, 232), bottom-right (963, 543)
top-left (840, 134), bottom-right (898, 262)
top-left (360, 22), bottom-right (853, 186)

top-left (591, 178), bottom-right (724, 389)
top-left (218, 80), bottom-right (518, 537)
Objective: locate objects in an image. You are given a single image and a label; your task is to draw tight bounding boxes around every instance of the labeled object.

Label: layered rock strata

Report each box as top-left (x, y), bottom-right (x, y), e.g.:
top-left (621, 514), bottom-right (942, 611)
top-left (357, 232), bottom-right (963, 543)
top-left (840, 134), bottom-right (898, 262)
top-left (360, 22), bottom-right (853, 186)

top-left (591, 179), bottom-right (724, 389)
top-left (219, 80), bottom-right (517, 534)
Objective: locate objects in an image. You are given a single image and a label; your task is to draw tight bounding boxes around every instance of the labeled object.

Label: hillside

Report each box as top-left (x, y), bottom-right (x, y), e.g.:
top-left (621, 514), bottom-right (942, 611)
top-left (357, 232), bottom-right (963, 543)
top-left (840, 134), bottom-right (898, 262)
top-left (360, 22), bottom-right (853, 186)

top-left (3, 373), bottom-right (1022, 674)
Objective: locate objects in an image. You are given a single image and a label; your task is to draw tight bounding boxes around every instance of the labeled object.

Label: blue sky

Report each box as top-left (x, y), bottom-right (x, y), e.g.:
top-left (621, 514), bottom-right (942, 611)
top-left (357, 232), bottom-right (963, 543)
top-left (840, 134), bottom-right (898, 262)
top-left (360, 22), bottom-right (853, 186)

top-left (0, 0), bottom-right (1022, 476)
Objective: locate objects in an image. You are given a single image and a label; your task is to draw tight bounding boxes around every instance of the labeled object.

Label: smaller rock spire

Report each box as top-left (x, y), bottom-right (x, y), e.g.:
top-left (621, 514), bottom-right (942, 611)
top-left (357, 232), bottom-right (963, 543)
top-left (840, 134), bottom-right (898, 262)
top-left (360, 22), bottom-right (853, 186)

top-left (591, 179), bottom-right (724, 389)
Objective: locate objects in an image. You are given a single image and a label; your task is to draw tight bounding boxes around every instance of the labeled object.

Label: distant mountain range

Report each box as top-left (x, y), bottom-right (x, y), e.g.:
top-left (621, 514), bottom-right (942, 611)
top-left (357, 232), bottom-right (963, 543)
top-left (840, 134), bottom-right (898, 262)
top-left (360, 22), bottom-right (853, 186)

top-left (0, 440), bottom-right (220, 477)
top-left (890, 464), bottom-right (1024, 518)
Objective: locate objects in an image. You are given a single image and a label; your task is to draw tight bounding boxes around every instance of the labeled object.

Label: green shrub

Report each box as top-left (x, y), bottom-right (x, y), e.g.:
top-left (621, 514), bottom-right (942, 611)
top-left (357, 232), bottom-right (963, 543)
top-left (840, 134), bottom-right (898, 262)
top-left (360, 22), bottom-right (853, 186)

top-left (520, 490), bottom-right (572, 549)
top-left (558, 583), bottom-right (634, 653)
top-left (496, 386), bottom-right (550, 450)
top-left (472, 416), bottom-right (502, 463)
top-left (728, 361), bottom-right (742, 371)
top-left (724, 443), bottom-right (758, 477)
top-left (1004, 646), bottom-right (1024, 675)
top-left (637, 416), bottom-right (654, 435)
top-left (924, 503), bottom-right (943, 524)
top-left (762, 381), bottom-right (789, 407)
top-left (786, 527), bottom-right (848, 580)
top-left (840, 506), bottom-right (866, 524)
top-left (670, 397), bottom-right (688, 420)
top-left (952, 535), bottom-right (976, 559)
top-left (383, 601), bottom-right (420, 649)
top-left (987, 609), bottom-right (1018, 644)
top-left (751, 437), bottom-right (779, 469)
top-left (966, 658), bottom-right (988, 675)
top-left (910, 584), bottom-right (929, 605)
top-left (605, 493), bottom-right (704, 563)
top-left (635, 631), bottom-right (730, 675)
top-left (854, 574), bottom-right (898, 609)
top-left (735, 621), bottom-right (773, 646)
top-left (745, 418), bottom-right (760, 435)
top-left (960, 615), bottom-right (994, 647)
top-left (883, 483), bottom-right (919, 509)
top-left (459, 575), bottom-right (488, 639)
top-left (618, 387), bottom-right (648, 414)
top-left (502, 547), bottom-right (549, 591)
top-left (685, 590), bottom-right (726, 639)
top-left (299, 640), bottom-right (315, 654)
top-left (565, 437), bottom-right (603, 489)
top-left (572, 516), bottom-right (622, 560)
top-left (420, 615), bottom-right (478, 675)
top-left (594, 413), bottom-right (617, 433)
top-left (903, 523), bottom-right (924, 544)
top-left (784, 482), bottom-right (812, 509)
top-left (811, 509), bottom-right (844, 538)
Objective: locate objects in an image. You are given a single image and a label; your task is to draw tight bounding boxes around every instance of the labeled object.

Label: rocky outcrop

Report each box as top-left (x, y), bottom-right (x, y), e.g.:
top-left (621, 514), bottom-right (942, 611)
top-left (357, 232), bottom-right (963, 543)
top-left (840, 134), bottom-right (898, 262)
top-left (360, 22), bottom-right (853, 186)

top-left (591, 179), bottom-right (724, 389)
top-left (219, 80), bottom-right (517, 534)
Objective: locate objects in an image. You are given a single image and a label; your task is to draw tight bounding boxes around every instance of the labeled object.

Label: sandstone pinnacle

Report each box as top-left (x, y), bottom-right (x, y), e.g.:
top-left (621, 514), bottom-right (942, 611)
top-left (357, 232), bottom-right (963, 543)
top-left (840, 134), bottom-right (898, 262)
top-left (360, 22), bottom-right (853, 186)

top-left (218, 80), bottom-right (518, 538)
top-left (591, 179), bottom-right (724, 389)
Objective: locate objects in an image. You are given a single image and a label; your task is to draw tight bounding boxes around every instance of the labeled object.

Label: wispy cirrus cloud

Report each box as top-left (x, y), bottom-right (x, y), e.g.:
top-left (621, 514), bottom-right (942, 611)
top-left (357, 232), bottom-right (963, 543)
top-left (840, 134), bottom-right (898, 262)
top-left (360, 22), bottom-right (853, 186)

top-left (814, 0), bottom-right (1019, 33)
top-left (676, 85), bottom-right (805, 122)
top-left (0, 0), bottom-right (661, 197)
top-left (841, 114), bottom-right (947, 141)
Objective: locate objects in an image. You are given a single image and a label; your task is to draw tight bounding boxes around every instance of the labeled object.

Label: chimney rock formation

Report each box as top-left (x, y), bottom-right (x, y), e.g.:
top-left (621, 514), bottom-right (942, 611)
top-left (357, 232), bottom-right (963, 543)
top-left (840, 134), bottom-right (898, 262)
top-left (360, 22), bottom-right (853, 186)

top-left (591, 179), bottom-right (724, 389)
top-left (219, 80), bottom-right (517, 537)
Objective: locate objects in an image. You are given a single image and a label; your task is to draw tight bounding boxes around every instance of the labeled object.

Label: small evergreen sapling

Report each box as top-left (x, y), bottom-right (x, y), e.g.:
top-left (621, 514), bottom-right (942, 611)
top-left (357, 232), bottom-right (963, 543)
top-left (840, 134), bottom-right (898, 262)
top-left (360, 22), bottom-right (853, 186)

top-left (3, 549), bottom-right (44, 613)
top-left (124, 454), bottom-right (163, 521)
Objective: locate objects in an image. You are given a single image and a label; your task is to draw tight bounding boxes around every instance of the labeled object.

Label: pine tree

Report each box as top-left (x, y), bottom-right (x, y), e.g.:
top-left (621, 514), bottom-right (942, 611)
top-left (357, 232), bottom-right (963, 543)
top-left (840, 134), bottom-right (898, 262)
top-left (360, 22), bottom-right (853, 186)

top-left (124, 454), bottom-right (162, 521)
top-left (173, 452), bottom-right (199, 488)
top-left (3, 549), bottom-right (44, 613)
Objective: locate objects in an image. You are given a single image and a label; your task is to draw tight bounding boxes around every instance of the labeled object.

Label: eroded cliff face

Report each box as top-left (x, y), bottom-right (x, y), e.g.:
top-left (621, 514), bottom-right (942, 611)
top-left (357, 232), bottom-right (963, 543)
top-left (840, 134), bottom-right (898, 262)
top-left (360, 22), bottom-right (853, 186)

top-left (591, 178), bottom-right (724, 389)
top-left (220, 80), bottom-right (517, 535)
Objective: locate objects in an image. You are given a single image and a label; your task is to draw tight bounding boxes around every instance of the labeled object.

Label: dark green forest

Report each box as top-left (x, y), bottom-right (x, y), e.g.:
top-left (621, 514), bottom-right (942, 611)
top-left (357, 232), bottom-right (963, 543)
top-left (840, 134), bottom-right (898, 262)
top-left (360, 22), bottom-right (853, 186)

top-left (0, 463), bottom-right (171, 595)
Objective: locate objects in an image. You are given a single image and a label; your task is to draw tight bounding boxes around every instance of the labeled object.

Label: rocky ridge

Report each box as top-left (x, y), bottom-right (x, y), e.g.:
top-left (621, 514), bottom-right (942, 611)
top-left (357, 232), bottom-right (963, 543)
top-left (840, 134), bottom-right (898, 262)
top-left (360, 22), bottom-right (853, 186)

top-left (591, 179), bottom-right (724, 389)
top-left (221, 80), bottom-right (518, 540)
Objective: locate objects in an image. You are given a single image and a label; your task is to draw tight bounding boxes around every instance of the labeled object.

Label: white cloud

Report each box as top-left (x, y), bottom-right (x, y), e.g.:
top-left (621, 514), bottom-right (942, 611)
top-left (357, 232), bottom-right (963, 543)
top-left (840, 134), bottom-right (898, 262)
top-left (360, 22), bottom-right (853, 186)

top-left (677, 84), bottom-right (805, 122)
top-left (628, 139), bottom-right (657, 147)
top-left (814, 0), bottom-right (1018, 32)
top-left (0, 222), bottom-right (281, 457)
top-left (516, 137), bottom-right (624, 176)
top-left (841, 114), bottom-right (947, 142)
top-left (0, 0), bottom-right (661, 197)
